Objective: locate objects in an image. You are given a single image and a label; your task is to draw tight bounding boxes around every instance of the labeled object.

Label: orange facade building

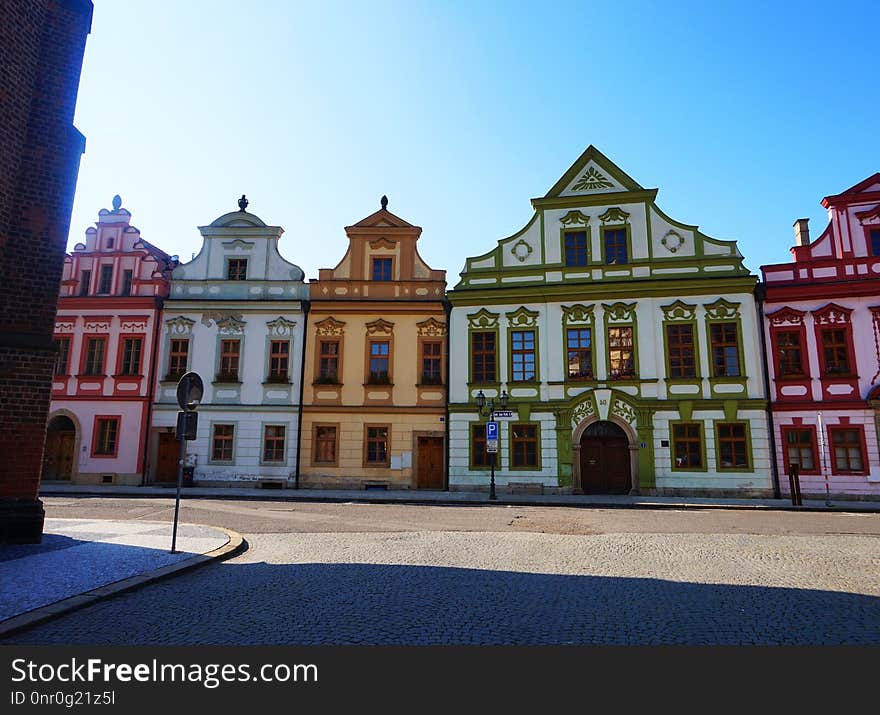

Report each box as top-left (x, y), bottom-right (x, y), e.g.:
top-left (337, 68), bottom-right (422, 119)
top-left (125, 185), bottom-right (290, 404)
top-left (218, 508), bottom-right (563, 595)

top-left (299, 199), bottom-right (448, 489)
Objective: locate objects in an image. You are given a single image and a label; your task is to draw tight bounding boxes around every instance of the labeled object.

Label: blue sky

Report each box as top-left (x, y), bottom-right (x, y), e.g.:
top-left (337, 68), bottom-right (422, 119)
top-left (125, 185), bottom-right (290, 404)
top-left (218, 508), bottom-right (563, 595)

top-left (69, 0), bottom-right (878, 279)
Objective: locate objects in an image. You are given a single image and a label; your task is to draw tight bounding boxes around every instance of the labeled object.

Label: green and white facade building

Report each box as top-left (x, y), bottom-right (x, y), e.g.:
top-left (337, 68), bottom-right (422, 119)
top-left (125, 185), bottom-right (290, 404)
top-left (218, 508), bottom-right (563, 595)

top-left (447, 146), bottom-right (773, 495)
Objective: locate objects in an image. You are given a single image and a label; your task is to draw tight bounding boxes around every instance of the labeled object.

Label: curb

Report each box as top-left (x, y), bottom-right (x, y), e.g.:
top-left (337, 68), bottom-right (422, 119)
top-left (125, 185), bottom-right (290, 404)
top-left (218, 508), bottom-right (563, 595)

top-left (38, 488), bottom-right (880, 514)
top-left (0, 526), bottom-right (247, 640)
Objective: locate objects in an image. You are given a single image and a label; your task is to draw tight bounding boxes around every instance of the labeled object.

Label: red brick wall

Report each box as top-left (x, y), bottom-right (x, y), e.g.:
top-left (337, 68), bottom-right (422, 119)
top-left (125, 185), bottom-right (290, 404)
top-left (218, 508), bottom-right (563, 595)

top-left (0, 0), bottom-right (93, 515)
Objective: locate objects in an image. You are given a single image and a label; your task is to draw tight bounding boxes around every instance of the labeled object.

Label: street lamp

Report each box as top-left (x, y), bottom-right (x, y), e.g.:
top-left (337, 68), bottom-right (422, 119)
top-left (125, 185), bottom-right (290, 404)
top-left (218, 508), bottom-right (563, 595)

top-left (475, 388), bottom-right (509, 500)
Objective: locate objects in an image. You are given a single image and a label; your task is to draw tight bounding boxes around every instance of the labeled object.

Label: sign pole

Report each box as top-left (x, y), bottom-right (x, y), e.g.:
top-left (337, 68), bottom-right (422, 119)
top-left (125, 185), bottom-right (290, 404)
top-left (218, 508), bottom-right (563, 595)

top-left (171, 379), bottom-right (189, 554)
top-left (817, 412), bottom-right (831, 507)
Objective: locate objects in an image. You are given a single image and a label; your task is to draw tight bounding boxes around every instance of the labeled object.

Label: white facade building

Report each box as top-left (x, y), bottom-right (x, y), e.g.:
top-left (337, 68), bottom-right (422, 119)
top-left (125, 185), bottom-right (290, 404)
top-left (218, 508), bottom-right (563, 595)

top-left (149, 199), bottom-right (308, 486)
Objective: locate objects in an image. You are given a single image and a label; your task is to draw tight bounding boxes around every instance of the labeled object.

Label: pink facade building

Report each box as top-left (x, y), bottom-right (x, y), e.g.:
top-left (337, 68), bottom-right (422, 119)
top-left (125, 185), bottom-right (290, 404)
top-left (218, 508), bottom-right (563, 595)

top-left (761, 174), bottom-right (880, 499)
top-left (46, 197), bottom-right (176, 485)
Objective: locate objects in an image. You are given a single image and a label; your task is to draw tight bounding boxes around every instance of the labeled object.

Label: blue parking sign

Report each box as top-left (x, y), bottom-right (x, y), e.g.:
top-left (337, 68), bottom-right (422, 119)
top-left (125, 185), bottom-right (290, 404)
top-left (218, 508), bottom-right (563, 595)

top-left (486, 421), bottom-right (499, 440)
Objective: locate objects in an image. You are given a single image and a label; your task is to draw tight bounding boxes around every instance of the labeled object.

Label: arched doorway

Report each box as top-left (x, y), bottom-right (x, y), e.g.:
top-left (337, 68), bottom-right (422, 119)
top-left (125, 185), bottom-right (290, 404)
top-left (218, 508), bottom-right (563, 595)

top-left (43, 415), bottom-right (76, 481)
top-left (579, 420), bottom-right (631, 494)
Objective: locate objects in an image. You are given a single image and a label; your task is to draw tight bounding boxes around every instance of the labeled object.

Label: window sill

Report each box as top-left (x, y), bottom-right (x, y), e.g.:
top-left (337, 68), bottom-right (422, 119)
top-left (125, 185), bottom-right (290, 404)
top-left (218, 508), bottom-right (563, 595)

top-left (76, 374), bottom-right (106, 379)
top-left (263, 379), bottom-right (292, 385)
top-left (213, 378), bottom-right (241, 385)
top-left (364, 382), bottom-right (394, 387)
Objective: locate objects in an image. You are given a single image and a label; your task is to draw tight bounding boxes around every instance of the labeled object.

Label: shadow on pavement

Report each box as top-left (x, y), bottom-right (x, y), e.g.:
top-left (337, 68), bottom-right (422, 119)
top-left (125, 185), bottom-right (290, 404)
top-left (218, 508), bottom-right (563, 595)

top-left (5, 560), bottom-right (879, 645)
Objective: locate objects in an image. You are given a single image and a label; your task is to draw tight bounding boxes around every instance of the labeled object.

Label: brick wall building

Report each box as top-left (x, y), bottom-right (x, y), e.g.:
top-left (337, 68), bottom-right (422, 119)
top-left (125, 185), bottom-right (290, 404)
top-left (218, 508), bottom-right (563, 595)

top-left (0, 0), bottom-right (93, 542)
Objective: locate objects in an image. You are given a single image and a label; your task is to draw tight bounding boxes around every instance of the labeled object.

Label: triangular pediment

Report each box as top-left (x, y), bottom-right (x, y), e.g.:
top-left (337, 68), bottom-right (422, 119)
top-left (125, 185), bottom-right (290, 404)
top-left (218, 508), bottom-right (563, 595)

top-left (545, 145), bottom-right (644, 198)
top-left (823, 173), bottom-right (880, 206)
top-left (350, 208), bottom-right (416, 229)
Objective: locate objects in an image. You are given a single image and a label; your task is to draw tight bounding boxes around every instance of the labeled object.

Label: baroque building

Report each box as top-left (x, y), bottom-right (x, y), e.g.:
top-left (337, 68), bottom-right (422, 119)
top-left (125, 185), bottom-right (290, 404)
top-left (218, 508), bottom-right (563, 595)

top-left (299, 198), bottom-right (447, 489)
top-left (761, 174), bottom-right (880, 498)
top-left (448, 146), bottom-right (772, 496)
top-left (150, 199), bottom-right (307, 486)
top-left (48, 197), bottom-right (174, 485)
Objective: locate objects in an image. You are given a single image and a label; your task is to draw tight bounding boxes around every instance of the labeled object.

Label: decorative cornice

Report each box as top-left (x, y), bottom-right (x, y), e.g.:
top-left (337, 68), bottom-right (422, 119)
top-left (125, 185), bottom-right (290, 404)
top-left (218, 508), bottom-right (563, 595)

top-left (661, 300), bottom-right (697, 322)
top-left (216, 316), bottom-right (246, 335)
top-left (54, 320), bottom-right (76, 333)
top-left (166, 316), bottom-right (195, 336)
top-left (602, 302), bottom-right (637, 322)
top-left (767, 307), bottom-right (806, 327)
top-left (559, 210), bottom-right (590, 227)
top-left (221, 239), bottom-right (255, 250)
top-left (506, 306), bottom-right (540, 329)
top-left (201, 311), bottom-right (243, 329)
top-left (365, 318), bottom-right (395, 335)
top-left (368, 237), bottom-right (397, 249)
top-left (467, 308), bottom-right (499, 330)
top-left (704, 298), bottom-right (741, 321)
top-left (83, 318), bottom-right (112, 332)
top-left (812, 302), bottom-right (852, 325)
top-left (561, 304), bottom-right (595, 325)
top-left (598, 207), bottom-right (631, 224)
top-left (314, 317), bottom-right (346, 336)
top-left (511, 239), bottom-right (533, 263)
top-left (572, 167), bottom-right (614, 192)
top-left (416, 317), bottom-right (446, 337)
top-left (266, 316), bottom-right (297, 337)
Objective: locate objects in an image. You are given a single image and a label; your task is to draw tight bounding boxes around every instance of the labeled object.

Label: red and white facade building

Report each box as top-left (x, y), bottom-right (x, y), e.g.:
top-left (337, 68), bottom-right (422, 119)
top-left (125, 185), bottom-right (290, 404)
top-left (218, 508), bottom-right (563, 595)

top-left (761, 174), bottom-right (880, 499)
top-left (46, 197), bottom-right (175, 485)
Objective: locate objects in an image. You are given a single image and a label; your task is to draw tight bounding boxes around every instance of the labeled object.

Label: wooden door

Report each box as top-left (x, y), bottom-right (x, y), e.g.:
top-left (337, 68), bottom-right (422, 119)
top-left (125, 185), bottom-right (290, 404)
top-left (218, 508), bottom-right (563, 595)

top-left (416, 436), bottom-right (444, 490)
top-left (579, 441), bottom-right (604, 493)
top-left (579, 437), bottom-right (631, 494)
top-left (43, 432), bottom-right (74, 481)
top-left (155, 432), bottom-right (179, 483)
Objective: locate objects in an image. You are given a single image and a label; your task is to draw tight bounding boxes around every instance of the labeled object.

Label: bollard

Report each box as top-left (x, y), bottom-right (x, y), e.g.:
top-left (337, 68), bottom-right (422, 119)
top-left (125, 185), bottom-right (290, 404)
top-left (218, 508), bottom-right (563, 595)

top-left (787, 462), bottom-right (803, 507)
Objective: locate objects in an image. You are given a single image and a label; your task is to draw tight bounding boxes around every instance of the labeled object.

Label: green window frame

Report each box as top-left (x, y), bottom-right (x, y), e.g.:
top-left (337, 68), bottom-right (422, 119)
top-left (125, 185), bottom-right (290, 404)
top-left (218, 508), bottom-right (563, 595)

top-left (471, 331), bottom-right (498, 384)
top-left (509, 422), bottom-right (540, 470)
top-left (671, 421), bottom-right (705, 471)
top-left (714, 421), bottom-right (752, 471)
top-left (510, 329), bottom-right (536, 382)
top-left (563, 230), bottom-right (588, 267)
top-left (566, 327), bottom-right (593, 380)
top-left (470, 422), bottom-right (491, 470)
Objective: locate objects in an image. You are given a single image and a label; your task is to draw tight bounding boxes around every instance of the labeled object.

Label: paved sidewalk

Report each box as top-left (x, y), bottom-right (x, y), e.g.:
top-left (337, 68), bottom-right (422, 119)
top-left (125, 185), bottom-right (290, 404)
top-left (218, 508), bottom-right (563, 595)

top-left (0, 518), bottom-right (244, 637)
top-left (40, 482), bottom-right (880, 513)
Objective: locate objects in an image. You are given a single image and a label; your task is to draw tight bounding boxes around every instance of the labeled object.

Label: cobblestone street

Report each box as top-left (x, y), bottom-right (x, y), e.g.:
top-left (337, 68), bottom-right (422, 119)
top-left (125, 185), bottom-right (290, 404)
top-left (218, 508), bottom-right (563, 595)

top-left (7, 500), bottom-right (880, 644)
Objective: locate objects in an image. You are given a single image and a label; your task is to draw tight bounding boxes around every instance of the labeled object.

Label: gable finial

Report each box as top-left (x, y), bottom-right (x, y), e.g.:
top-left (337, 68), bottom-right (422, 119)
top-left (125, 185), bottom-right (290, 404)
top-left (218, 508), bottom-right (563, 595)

top-left (111, 194), bottom-right (122, 212)
top-left (238, 194), bottom-right (249, 212)
top-left (380, 195), bottom-right (388, 210)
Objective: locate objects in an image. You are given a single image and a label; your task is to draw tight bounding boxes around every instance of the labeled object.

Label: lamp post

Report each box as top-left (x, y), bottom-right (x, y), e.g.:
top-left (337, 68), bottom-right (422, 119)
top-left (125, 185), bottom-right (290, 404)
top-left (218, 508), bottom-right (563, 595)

top-left (475, 388), bottom-right (508, 501)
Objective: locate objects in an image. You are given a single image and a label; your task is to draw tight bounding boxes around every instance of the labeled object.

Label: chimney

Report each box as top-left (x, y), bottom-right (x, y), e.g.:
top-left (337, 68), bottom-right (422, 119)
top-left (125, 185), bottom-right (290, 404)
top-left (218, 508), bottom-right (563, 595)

top-left (793, 218), bottom-right (810, 247)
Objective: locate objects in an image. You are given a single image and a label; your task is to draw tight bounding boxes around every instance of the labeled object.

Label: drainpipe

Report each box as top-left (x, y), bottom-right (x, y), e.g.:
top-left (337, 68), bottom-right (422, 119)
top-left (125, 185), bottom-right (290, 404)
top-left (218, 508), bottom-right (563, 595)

top-left (443, 298), bottom-right (452, 491)
top-left (755, 282), bottom-right (781, 498)
top-left (293, 298), bottom-right (310, 489)
top-left (140, 293), bottom-right (164, 487)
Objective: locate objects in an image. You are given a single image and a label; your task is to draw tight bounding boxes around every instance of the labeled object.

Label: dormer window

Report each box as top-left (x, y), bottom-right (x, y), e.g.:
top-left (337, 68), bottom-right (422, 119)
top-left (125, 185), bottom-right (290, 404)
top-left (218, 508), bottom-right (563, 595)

top-left (372, 257), bottom-right (392, 281)
top-left (227, 258), bottom-right (247, 281)
top-left (106, 237), bottom-right (115, 249)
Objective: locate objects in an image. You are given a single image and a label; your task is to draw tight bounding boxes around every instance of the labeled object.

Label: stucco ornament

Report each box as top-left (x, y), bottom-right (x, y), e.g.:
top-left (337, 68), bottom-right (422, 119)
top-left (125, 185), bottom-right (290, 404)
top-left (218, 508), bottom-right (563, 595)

top-left (511, 239), bottom-right (533, 262)
top-left (602, 302), bottom-right (637, 323)
top-left (571, 395), bottom-right (596, 427)
top-left (562, 304), bottom-right (595, 325)
top-left (661, 300), bottom-right (697, 322)
top-left (559, 210), bottom-right (590, 226)
top-left (704, 298), bottom-right (741, 321)
top-left (572, 167), bottom-right (614, 191)
top-left (166, 316), bottom-right (195, 336)
top-left (416, 318), bottom-right (447, 337)
top-left (467, 308), bottom-right (499, 330)
top-left (266, 317), bottom-right (297, 337)
top-left (598, 207), bottom-right (630, 224)
top-left (506, 306), bottom-right (539, 328)
top-left (314, 317), bottom-right (345, 336)
top-left (661, 230), bottom-right (684, 253)
top-left (611, 396), bottom-right (637, 425)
